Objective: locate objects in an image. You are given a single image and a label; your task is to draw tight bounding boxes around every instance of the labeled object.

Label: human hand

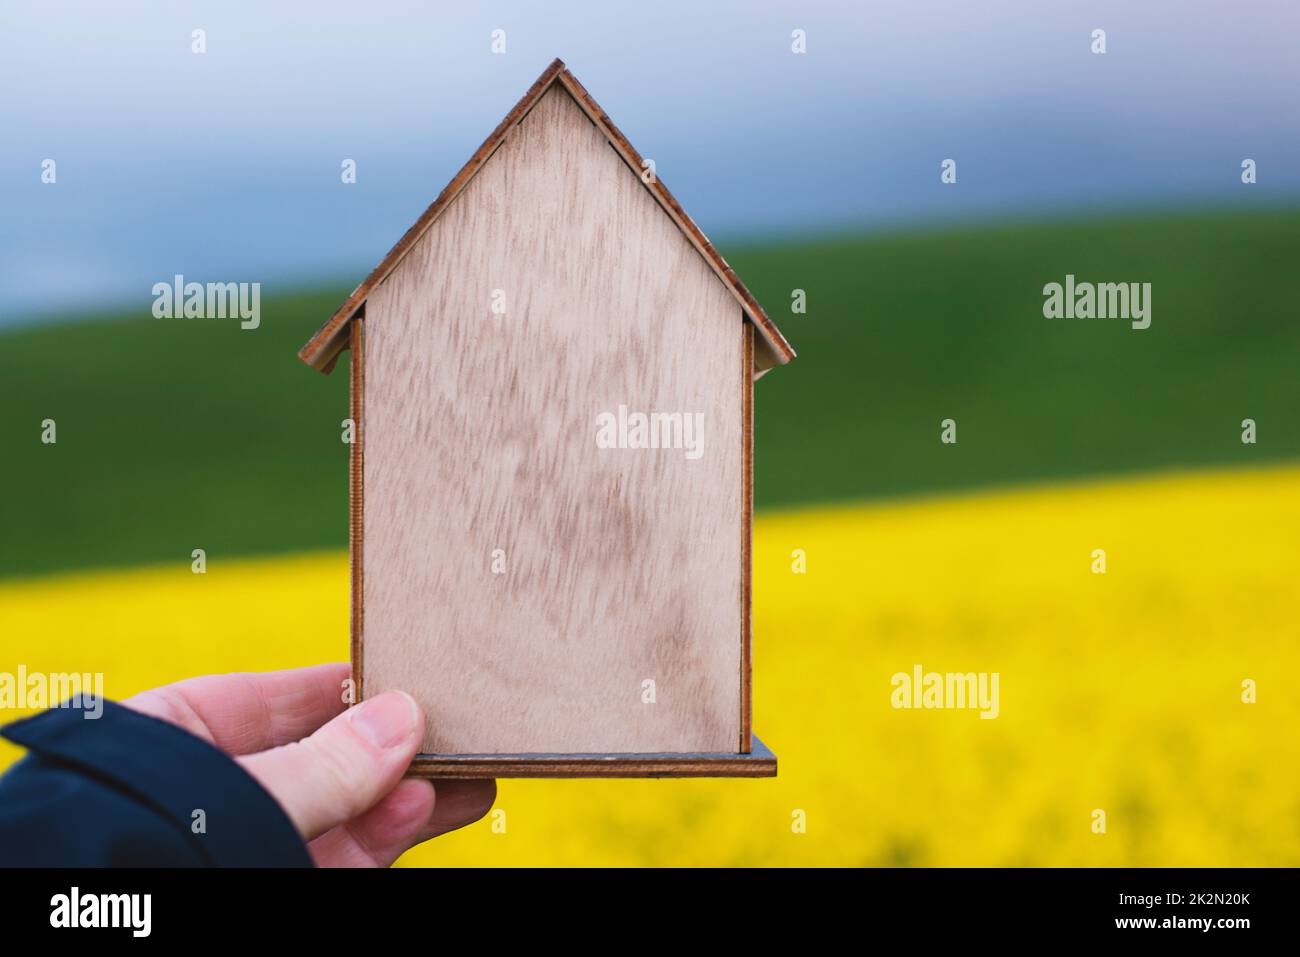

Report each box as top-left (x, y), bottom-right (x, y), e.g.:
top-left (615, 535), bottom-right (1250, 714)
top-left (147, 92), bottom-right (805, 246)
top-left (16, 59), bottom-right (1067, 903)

top-left (123, 662), bottom-right (494, 867)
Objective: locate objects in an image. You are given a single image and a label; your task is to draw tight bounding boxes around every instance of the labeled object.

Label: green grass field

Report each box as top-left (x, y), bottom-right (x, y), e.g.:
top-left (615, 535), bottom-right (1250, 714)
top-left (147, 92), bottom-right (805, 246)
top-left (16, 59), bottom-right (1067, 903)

top-left (3, 208), bottom-right (1299, 579)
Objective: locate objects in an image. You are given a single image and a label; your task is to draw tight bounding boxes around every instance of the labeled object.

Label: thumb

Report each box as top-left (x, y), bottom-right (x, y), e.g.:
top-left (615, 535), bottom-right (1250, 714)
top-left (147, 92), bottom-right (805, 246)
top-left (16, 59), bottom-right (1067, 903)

top-left (239, 690), bottom-right (424, 840)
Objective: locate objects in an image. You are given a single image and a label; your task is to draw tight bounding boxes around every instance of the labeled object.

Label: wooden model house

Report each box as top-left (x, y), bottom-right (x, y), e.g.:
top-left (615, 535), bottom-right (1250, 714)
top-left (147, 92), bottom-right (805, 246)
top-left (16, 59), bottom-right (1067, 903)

top-left (298, 59), bottom-right (794, 777)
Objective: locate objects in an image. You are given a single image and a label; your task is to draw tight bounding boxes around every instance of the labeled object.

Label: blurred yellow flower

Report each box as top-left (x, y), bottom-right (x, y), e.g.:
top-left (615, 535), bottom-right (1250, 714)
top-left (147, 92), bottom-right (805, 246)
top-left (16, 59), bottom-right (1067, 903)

top-left (2, 463), bottom-right (1297, 866)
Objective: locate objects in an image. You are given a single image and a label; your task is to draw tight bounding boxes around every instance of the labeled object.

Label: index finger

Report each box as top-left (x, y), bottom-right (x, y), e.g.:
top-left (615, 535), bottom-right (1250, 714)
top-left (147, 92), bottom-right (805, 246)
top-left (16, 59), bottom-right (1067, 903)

top-left (123, 662), bottom-right (352, 756)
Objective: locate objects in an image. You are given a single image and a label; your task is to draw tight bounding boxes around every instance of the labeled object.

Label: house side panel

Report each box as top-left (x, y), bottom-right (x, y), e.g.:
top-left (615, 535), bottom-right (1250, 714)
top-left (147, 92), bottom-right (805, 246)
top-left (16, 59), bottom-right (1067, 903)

top-left (349, 319), bottom-right (366, 702)
top-left (740, 320), bottom-right (753, 753)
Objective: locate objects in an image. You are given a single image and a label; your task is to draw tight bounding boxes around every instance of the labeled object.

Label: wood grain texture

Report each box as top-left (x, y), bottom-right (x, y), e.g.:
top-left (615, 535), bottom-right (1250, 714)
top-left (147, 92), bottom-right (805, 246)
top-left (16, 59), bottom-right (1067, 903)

top-left (299, 59), bottom-right (568, 374)
top-left (362, 84), bottom-right (743, 755)
top-left (298, 58), bottom-right (794, 377)
top-left (554, 67), bottom-right (794, 375)
top-left (407, 735), bottom-right (776, 779)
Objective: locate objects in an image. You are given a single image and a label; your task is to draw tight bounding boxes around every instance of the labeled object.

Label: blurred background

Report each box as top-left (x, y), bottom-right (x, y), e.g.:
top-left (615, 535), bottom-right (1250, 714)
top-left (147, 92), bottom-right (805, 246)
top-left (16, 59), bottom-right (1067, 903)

top-left (2, 1), bottom-right (1299, 865)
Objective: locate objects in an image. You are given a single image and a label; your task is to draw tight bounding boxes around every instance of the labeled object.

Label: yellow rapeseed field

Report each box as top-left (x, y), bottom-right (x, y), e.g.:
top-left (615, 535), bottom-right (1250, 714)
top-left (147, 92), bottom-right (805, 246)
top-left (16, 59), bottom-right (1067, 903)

top-left (2, 463), bottom-right (1297, 866)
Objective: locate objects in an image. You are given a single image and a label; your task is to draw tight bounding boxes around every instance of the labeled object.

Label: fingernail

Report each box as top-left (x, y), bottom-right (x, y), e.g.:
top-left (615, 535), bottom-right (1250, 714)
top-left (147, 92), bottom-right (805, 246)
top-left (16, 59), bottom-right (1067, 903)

top-left (349, 691), bottom-right (420, 749)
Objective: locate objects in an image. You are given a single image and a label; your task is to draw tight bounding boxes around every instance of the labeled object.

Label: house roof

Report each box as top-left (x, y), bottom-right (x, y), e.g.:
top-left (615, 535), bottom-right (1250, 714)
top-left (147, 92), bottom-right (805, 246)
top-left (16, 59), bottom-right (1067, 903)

top-left (299, 58), bottom-right (795, 377)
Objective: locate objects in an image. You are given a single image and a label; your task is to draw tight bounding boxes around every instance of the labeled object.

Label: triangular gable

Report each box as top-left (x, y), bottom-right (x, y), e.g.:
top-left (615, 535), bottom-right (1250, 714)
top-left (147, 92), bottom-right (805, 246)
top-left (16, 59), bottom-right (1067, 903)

top-left (298, 58), bottom-right (795, 378)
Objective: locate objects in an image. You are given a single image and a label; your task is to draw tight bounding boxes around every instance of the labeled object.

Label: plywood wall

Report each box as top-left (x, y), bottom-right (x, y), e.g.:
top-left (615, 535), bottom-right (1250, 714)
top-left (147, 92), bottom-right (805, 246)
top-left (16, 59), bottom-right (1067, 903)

top-left (361, 85), bottom-right (744, 754)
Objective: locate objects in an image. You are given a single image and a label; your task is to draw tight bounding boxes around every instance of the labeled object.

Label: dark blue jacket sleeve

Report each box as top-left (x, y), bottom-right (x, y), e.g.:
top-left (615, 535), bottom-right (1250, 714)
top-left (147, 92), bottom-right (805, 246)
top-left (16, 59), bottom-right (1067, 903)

top-left (0, 697), bottom-right (312, 867)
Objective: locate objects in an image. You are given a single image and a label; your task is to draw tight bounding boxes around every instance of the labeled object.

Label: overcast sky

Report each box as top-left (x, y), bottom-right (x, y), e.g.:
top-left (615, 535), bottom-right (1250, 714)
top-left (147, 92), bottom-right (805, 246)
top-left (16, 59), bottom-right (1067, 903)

top-left (2, 0), bottom-right (1297, 321)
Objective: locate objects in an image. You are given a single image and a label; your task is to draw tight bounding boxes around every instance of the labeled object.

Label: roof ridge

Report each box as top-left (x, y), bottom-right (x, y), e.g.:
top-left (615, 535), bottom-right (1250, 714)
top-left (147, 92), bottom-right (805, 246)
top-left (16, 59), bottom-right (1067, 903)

top-left (298, 58), bottom-right (794, 376)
